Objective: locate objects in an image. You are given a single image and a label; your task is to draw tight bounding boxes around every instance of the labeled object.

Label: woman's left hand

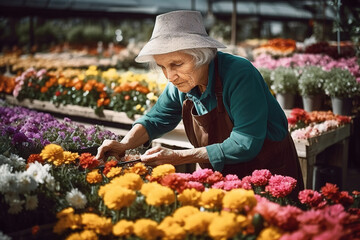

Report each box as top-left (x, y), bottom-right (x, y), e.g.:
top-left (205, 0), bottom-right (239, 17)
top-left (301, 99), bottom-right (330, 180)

top-left (140, 146), bottom-right (179, 166)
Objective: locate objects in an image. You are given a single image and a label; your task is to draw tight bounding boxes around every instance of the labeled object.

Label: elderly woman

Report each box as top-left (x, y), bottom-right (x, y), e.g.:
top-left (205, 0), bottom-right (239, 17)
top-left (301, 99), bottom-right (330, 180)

top-left (96, 10), bottom-right (304, 192)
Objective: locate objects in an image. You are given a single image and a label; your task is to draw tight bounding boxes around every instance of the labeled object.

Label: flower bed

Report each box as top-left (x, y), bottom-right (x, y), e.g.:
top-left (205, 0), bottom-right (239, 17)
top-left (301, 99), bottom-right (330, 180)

top-left (0, 66), bottom-right (166, 118)
top-left (0, 104), bottom-right (359, 239)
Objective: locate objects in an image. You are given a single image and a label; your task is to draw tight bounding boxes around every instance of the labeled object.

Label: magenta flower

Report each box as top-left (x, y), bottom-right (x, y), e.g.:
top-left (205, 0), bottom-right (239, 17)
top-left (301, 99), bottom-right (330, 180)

top-left (224, 174), bottom-right (240, 181)
top-left (251, 169), bottom-right (272, 186)
top-left (265, 175), bottom-right (297, 198)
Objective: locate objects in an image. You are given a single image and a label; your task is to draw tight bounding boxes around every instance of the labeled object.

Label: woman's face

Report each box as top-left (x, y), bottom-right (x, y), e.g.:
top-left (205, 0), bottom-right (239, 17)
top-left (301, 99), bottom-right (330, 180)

top-left (153, 51), bottom-right (209, 93)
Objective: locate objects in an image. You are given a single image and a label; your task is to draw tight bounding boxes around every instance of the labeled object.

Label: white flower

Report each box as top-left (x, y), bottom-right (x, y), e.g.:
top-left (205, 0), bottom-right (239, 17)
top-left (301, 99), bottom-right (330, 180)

top-left (0, 231), bottom-right (12, 240)
top-left (16, 172), bottom-right (38, 194)
top-left (9, 154), bottom-right (26, 168)
top-left (26, 162), bottom-right (54, 187)
top-left (6, 194), bottom-right (25, 215)
top-left (0, 165), bottom-right (17, 193)
top-left (25, 195), bottom-right (38, 210)
top-left (66, 188), bottom-right (87, 209)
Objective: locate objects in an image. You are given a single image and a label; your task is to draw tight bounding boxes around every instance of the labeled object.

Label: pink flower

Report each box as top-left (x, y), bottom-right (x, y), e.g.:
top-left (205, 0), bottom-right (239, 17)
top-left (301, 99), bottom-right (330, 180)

top-left (240, 176), bottom-right (252, 190)
top-left (185, 181), bottom-right (205, 192)
top-left (223, 180), bottom-right (242, 191)
top-left (265, 175), bottom-right (297, 198)
top-left (224, 174), bottom-right (240, 181)
top-left (251, 169), bottom-right (272, 186)
top-left (174, 173), bottom-right (193, 181)
top-left (212, 181), bottom-right (225, 189)
top-left (191, 168), bottom-right (214, 182)
top-left (255, 196), bottom-right (301, 231)
top-left (298, 189), bottom-right (323, 208)
top-left (337, 191), bottom-right (354, 208)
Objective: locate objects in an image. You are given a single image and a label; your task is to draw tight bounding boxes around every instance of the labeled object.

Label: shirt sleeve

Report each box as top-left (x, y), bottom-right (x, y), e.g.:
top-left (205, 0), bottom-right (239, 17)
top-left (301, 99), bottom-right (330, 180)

top-left (206, 58), bottom-right (269, 172)
top-left (134, 83), bottom-right (183, 141)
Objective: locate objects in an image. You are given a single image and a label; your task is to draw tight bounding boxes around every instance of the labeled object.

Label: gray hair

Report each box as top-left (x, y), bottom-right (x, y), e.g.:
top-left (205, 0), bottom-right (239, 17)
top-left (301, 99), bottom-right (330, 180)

top-left (148, 48), bottom-right (217, 70)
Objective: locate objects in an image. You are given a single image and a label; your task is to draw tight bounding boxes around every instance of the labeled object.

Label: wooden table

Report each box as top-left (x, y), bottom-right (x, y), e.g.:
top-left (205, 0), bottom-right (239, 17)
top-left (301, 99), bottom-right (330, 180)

top-left (293, 124), bottom-right (351, 189)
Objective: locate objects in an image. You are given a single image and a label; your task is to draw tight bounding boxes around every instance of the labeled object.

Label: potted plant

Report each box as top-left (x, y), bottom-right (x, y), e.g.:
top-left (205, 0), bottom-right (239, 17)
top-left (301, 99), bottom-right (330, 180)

top-left (323, 67), bottom-right (360, 115)
top-left (258, 67), bottom-right (273, 94)
top-left (298, 66), bottom-right (326, 112)
top-left (271, 66), bottom-right (299, 109)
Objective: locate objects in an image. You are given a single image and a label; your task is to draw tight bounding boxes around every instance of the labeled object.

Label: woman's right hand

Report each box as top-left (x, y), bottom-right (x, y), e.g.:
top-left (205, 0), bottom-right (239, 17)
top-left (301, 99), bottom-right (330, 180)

top-left (96, 139), bottom-right (127, 161)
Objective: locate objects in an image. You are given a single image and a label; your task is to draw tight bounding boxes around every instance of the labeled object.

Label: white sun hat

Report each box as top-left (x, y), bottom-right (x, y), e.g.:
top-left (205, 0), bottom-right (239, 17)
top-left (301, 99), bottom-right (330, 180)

top-left (135, 10), bottom-right (226, 63)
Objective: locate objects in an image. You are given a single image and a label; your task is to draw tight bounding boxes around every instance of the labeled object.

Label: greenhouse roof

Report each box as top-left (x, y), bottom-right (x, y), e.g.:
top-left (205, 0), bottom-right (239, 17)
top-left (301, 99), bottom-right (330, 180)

top-left (0, 0), bottom-right (335, 20)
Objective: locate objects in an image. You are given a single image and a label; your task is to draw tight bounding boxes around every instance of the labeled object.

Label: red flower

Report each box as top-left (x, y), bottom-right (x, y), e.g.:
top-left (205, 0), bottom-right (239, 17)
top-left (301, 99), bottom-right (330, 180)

top-left (55, 91), bottom-right (61, 96)
top-left (206, 171), bottom-right (224, 185)
top-left (287, 116), bottom-right (298, 125)
top-left (102, 159), bottom-right (117, 175)
top-left (160, 173), bottom-right (187, 193)
top-left (27, 154), bottom-right (44, 164)
top-left (79, 153), bottom-right (100, 169)
top-left (337, 191), bottom-right (354, 208)
top-left (321, 183), bottom-right (340, 202)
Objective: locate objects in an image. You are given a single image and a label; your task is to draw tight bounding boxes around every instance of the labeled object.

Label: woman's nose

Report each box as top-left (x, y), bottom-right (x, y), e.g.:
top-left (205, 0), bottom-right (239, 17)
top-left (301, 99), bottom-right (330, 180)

top-left (166, 68), bottom-right (177, 82)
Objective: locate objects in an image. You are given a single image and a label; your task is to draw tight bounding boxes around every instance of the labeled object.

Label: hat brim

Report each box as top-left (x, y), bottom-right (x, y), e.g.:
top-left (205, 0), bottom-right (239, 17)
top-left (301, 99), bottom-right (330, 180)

top-left (135, 33), bottom-right (226, 63)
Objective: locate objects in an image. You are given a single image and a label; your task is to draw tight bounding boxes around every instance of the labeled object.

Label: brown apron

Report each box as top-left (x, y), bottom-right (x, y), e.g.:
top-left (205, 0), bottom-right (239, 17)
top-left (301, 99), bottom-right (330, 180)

top-left (182, 56), bottom-right (304, 196)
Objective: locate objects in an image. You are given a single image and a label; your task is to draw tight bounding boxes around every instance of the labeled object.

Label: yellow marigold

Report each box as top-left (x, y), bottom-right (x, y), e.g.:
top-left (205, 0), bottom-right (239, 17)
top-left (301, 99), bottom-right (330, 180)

top-left (110, 173), bottom-right (143, 190)
top-left (208, 211), bottom-right (241, 240)
top-left (40, 144), bottom-right (64, 166)
top-left (151, 164), bottom-right (175, 178)
top-left (257, 226), bottom-right (283, 240)
top-left (177, 188), bottom-right (201, 206)
top-left (81, 213), bottom-right (113, 235)
top-left (86, 169), bottom-right (103, 184)
top-left (183, 211), bottom-right (216, 235)
top-left (222, 189), bottom-right (257, 213)
top-left (56, 207), bottom-right (74, 219)
top-left (143, 184), bottom-right (175, 206)
top-left (159, 216), bottom-right (186, 240)
top-left (113, 220), bottom-right (134, 237)
top-left (140, 182), bottom-right (161, 196)
top-left (66, 230), bottom-right (98, 240)
top-left (199, 188), bottom-right (225, 209)
top-left (236, 214), bottom-right (251, 229)
top-left (133, 219), bottom-right (161, 240)
top-left (53, 209), bottom-right (81, 234)
top-left (172, 206), bottom-right (200, 226)
top-left (103, 186), bottom-right (136, 210)
top-left (124, 162), bottom-right (148, 175)
top-left (63, 151), bottom-right (79, 164)
top-left (105, 166), bottom-right (122, 178)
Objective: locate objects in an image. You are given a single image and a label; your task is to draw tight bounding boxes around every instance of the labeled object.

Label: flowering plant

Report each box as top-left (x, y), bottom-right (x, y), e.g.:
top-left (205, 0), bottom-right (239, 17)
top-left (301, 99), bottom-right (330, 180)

top-left (0, 102), bottom-right (121, 159)
top-left (287, 108), bottom-right (351, 138)
top-left (271, 66), bottom-right (299, 94)
top-left (323, 67), bottom-right (360, 98)
top-left (298, 66), bottom-right (326, 96)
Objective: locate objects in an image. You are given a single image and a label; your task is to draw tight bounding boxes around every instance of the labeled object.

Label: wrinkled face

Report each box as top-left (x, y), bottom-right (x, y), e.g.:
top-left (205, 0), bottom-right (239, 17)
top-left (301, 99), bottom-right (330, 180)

top-left (153, 51), bottom-right (208, 93)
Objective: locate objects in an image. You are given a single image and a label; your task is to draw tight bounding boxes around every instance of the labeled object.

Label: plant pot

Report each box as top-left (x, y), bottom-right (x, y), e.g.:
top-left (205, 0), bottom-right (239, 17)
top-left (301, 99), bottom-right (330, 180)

top-left (302, 95), bottom-right (323, 112)
top-left (331, 97), bottom-right (352, 115)
top-left (276, 93), bottom-right (296, 109)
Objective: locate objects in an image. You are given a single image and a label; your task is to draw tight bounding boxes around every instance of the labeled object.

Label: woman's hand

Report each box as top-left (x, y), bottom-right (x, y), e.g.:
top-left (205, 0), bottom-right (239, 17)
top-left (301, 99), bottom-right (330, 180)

top-left (140, 146), bottom-right (179, 166)
top-left (96, 139), bottom-right (127, 161)
top-left (140, 145), bottom-right (210, 167)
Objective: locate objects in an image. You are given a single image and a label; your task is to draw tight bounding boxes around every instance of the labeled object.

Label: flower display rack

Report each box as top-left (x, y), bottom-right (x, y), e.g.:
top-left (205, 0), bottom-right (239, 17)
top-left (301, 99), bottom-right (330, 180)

top-left (293, 123), bottom-right (351, 189)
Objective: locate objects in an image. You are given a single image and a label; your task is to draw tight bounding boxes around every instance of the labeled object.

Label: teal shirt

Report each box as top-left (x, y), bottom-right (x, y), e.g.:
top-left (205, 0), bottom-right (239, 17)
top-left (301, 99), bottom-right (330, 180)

top-left (134, 51), bottom-right (288, 171)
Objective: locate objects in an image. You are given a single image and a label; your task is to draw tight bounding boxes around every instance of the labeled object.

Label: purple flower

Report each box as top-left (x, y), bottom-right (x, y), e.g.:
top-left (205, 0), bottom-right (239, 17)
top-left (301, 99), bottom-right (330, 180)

top-left (72, 136), bottom-right (81, 142)
top-left (12, 132), bottom-right (29, 145)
